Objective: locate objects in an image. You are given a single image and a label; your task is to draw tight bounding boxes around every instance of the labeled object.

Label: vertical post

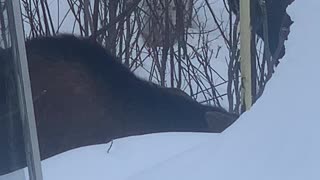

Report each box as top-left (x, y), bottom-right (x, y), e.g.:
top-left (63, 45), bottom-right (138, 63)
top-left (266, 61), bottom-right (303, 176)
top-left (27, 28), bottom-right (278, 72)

top-left (240, 0), bottom-right (252, 111)
top-left (6, 1), bottom-right (43, 180)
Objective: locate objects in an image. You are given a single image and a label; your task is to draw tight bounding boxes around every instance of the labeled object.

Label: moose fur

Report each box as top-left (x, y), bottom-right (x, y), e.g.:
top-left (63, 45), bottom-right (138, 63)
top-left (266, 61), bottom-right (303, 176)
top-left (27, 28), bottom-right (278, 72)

top-left (0, 35), bottom-right (238, 175)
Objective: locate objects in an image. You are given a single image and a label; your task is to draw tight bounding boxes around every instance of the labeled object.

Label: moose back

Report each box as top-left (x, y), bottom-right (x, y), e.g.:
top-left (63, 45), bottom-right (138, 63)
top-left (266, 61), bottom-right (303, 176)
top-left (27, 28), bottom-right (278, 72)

top-left (0, 35), bottom-right (238, 175)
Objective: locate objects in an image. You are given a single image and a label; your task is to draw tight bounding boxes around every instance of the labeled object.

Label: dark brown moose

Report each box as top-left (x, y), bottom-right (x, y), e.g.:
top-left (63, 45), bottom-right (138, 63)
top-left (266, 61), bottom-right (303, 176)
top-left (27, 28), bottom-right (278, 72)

top-left (0, 35), bottom-right (238, 175)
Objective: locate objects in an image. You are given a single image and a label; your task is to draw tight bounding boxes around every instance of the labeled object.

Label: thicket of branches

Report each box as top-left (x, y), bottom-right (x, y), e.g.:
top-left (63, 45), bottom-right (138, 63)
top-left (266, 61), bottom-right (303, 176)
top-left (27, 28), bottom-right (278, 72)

top-left (13, 0), bottom-right (291, 114)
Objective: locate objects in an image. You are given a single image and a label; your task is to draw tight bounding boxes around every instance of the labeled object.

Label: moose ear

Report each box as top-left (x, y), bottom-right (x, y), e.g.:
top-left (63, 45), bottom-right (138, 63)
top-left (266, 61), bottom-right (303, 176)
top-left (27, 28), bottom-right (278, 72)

top-left (205, 111), bottom-right (238, 133)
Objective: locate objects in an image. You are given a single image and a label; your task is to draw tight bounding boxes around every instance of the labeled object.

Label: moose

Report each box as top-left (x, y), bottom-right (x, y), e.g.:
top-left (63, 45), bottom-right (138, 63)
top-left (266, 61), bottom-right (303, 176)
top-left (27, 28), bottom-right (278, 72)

top-left (0, 35), bottom-right (238, 175)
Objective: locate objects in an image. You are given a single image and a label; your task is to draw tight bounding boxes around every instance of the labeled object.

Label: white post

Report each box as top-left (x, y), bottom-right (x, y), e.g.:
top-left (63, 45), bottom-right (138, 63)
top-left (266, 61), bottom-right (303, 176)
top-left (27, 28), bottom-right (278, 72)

top-left (6, 1), bottom-right (43, 180)
top-left (240, 0), bottom-right (252, 111)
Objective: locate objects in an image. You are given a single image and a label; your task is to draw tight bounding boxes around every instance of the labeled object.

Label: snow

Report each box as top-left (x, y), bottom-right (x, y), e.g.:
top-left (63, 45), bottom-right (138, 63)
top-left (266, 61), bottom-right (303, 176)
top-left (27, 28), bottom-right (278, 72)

top-left (2, 0), bottom-right (320, 179)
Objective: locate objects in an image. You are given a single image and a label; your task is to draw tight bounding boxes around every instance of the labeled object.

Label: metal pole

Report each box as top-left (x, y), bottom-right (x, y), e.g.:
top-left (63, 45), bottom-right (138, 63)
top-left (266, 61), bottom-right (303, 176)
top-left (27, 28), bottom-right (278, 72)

top-left (6, 1), bottom-right (43, 180)
top-left (240, 0), bottom-right (252, 111)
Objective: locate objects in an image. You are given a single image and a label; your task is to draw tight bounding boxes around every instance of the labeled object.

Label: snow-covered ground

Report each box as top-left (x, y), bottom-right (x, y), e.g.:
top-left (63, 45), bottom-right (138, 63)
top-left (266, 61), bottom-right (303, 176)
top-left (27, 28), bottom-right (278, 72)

top-left (2, 0), bottom-right (320, 180)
